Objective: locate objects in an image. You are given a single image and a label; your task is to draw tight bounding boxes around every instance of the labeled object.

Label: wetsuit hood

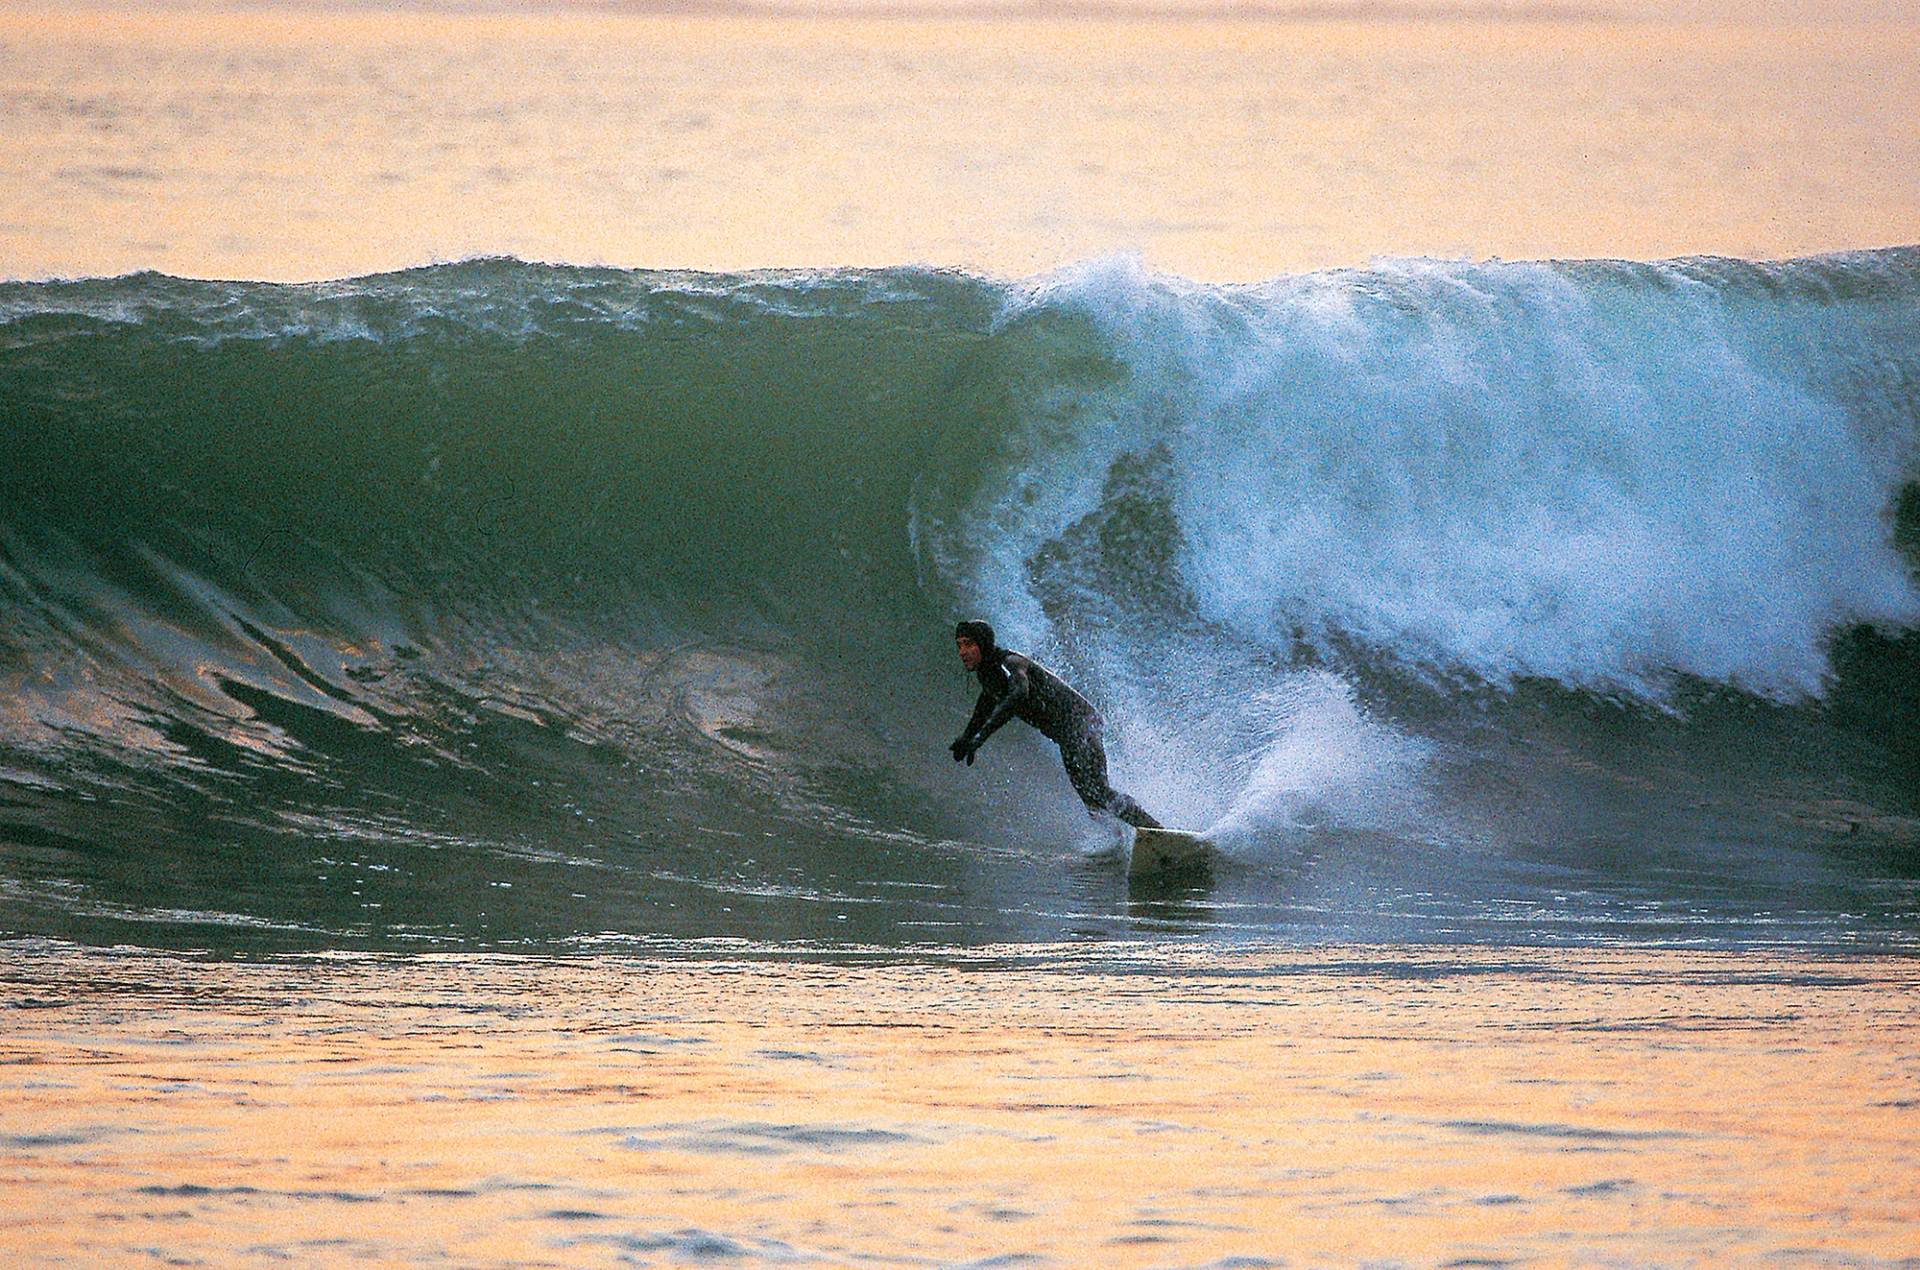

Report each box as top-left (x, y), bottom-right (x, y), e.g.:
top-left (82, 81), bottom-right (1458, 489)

top-left (954, 619), bottom-right (997, 659)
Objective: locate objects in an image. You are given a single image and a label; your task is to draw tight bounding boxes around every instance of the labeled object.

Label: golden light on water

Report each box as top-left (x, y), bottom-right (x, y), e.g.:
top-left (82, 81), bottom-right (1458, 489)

top-left (3, 946), bottom-right (1916, 1265)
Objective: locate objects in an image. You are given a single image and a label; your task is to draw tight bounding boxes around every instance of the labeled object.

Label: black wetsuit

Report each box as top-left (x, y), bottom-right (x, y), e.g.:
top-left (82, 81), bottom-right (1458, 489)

top-left (954, 650), bottom-right (1162, 829)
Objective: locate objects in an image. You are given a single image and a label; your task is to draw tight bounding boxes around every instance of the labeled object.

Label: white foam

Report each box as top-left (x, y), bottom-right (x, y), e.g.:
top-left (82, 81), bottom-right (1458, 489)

top-left (979, 252), bottom-right (1920, 702)
top-left (1202, 672), bottom-right (1431, 849)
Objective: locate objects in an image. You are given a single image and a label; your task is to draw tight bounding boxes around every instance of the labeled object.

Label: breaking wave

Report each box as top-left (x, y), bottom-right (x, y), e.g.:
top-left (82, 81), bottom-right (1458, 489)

top-left (2, 249), bottom-right (1917, 949)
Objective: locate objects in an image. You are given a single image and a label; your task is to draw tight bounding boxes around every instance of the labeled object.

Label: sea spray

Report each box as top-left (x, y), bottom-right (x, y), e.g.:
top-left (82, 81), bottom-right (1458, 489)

top-left (931, 250), bottom-right (1920, 701)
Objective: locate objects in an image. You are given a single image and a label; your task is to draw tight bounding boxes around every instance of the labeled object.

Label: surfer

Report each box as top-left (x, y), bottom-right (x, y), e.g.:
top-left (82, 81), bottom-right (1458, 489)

top-left (949, 619), bottom-right (1162, 829)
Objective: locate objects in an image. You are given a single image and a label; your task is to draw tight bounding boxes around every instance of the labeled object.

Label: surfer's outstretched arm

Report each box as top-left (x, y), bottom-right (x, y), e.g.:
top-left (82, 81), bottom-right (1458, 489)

top-left (972, 657), bottom-right (1031, 746)
top-left (963, 693), bottom-right (992, 739)
top-left (951, 693), bottom-right (993, 763)
top-left (952, 657), bottom-right (1031, 762)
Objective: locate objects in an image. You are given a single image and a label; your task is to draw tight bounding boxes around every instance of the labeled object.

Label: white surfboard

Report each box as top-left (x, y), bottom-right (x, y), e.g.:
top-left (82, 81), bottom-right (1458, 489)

top-left (1128, 826), bottom-right (1214, 878)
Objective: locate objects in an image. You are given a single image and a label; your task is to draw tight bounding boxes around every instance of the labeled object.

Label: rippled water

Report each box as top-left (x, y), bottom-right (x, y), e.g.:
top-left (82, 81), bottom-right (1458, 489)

top-left (5, 942), bottom-right (1918, 1266)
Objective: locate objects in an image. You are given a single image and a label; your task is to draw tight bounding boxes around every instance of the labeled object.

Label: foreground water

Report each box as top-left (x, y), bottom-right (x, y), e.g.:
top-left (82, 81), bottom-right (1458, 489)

top-left (3, 941), bottom-right (1916, 1266)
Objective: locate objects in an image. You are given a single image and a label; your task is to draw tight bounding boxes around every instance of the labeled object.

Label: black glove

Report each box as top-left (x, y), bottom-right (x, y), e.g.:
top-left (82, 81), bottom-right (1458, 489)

top-left (950, 734), bottom-right (978, 765)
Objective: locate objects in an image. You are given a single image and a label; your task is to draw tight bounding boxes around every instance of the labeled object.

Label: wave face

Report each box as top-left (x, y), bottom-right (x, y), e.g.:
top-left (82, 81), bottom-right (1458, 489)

top-left (3, 251), bottom-right (1919, 951)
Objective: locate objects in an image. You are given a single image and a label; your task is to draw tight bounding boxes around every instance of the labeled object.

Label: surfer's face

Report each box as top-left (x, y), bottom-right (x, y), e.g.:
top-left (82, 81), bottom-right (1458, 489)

top-left (955, 636), bottom-right (983, 671)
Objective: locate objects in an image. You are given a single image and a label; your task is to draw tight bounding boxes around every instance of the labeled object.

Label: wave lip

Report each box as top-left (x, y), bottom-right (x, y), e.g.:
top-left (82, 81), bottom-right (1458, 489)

top-left (931, 248), bottom-right (1920, 702)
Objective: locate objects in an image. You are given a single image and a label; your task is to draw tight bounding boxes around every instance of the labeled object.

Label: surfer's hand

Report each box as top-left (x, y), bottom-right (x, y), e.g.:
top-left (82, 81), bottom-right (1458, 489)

top-left (950, 735), bottom-right (978, 764)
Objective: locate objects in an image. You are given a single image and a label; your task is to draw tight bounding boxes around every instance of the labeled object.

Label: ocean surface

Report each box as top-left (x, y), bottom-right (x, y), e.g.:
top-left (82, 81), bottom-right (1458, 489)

top-left (5, 943), bottom-right (1917, 1267)
top-left (6, 10), bottom-right (1920, 1266)
top-left (2, 249), bottom-right (1917, 953)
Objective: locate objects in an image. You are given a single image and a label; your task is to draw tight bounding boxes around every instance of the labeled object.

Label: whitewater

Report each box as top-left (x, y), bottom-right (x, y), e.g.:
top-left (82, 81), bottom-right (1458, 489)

top-left (2, 249), bottom-right (1917, 951)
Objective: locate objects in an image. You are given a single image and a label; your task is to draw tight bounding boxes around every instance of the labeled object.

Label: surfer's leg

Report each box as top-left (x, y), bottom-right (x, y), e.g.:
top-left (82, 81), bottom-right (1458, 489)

top-left (1058, 734), bottom-right (1110, 813)
top-left (1059, 727), bottom-right (1161, 830)
top-left (1109, 792), bottom-right (1162, 830)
